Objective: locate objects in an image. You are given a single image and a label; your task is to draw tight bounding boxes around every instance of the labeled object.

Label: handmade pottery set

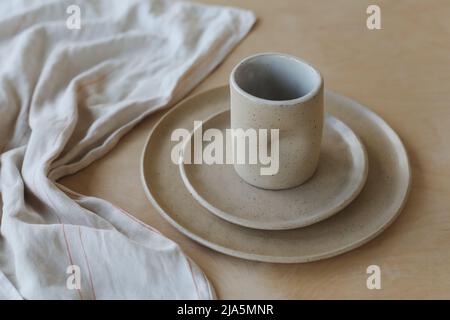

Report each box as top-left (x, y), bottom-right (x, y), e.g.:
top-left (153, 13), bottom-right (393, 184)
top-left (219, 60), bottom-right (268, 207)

top-left (141, 53), bottom-right (411, 263)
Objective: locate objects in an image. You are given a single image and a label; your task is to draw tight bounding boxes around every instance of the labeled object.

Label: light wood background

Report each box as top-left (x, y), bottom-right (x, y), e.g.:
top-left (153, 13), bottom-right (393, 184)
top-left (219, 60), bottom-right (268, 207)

top-left (61, 0), bottom-right (450, 299)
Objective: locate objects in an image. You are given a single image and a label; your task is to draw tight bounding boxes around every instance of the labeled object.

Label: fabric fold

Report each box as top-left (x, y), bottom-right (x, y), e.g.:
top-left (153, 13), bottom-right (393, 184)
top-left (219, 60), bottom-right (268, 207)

top-left (0, 0), bottom-right (255, 299)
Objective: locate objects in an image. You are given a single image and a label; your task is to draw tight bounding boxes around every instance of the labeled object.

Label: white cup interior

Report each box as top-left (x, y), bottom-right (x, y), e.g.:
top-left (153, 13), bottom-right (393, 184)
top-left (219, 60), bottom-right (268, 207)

top-left (231, 54), bottom-right (321, 101)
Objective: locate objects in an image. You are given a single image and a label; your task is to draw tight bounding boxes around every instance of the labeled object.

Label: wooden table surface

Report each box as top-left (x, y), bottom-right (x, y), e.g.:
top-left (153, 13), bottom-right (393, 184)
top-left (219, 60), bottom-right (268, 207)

top-left (61, 0), bottom-right (450, 299)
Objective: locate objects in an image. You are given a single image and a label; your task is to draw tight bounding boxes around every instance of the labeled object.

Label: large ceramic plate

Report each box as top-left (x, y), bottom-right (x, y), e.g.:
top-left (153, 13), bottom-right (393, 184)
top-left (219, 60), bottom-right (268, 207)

top-left (141, 86), bottom-right (411, 263)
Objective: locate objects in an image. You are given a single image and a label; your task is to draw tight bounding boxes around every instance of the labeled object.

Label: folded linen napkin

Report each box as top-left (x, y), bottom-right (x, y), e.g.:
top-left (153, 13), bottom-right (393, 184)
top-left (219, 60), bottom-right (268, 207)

top-left (0, 0), bottom-right (255, 299)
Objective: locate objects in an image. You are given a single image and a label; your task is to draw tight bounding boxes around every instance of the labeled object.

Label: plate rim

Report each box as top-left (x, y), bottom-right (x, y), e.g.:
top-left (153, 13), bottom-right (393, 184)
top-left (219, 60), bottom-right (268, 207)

top-left (140, 85), bottom-right (411, 263)
top-left (178, 109), bottom-right (369, 230)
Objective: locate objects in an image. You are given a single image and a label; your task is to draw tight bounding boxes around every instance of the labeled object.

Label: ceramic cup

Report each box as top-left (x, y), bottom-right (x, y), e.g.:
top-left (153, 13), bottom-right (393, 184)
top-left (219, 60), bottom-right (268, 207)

top-left (230, 52), bottom-right (324, 190)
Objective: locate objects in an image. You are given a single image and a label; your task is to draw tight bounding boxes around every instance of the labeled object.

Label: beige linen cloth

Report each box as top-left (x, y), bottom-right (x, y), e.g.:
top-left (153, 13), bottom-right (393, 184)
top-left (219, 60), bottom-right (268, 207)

top-left (0, 0), bottom-right (255, 299)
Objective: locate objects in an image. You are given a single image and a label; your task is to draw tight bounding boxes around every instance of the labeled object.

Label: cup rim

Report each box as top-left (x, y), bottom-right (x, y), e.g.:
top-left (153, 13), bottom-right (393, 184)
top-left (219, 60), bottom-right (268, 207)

top-left (230, 52), bottom-right (323, 106)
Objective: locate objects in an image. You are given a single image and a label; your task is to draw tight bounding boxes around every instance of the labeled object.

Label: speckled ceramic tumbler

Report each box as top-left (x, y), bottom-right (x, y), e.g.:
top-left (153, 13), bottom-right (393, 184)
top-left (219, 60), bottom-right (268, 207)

top-left (230, 52), bottom-right (324, 190)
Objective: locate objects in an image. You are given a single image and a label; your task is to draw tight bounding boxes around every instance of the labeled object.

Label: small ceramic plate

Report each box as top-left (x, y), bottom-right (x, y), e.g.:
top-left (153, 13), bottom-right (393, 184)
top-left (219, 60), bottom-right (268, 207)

top-left (141, 86), bottom-right (411, 263)
top-left (179, 110), bottom-right (368, 230)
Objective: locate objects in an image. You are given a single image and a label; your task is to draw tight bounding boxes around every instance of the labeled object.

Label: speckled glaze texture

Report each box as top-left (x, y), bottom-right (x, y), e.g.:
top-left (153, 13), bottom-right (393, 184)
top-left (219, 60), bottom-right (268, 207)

top-left (230, 53), bottom-right (324, 189)
top-left (140, 86), bottom-right (411, 263)
top-left (179, 110), bottom-right (368, 230)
